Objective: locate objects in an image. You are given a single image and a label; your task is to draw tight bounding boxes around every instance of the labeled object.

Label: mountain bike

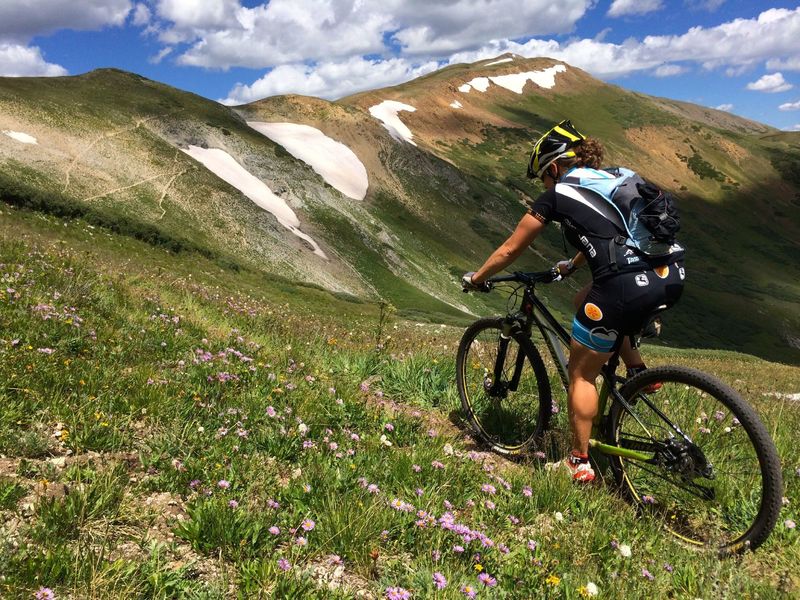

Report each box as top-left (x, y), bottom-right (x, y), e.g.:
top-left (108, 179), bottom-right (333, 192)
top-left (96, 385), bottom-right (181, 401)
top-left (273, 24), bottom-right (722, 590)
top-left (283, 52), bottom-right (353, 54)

top-left (457, 269), bottom-right (782, 553)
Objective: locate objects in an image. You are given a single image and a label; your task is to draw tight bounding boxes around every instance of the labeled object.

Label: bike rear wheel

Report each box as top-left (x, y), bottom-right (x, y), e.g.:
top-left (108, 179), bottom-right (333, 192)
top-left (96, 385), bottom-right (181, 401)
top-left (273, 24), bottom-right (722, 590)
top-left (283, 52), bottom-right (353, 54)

top-left (456, 317), bottom-right (552, 454)
top-left (609, 366), bottom-right (782, 553)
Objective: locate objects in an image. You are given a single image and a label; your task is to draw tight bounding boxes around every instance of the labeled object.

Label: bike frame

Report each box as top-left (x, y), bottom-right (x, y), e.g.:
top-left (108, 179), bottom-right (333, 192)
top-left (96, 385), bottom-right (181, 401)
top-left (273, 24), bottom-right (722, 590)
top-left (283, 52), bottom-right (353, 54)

top-left (497, 276), bottom-right (654, 463)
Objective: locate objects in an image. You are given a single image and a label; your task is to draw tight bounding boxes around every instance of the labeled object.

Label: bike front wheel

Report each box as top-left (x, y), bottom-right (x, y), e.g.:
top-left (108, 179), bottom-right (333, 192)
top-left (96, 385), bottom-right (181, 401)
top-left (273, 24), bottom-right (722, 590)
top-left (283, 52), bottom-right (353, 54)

top-left (456, 317), bottom-right (552, 454)
top-left (609, 365), bottom-right (783, 553)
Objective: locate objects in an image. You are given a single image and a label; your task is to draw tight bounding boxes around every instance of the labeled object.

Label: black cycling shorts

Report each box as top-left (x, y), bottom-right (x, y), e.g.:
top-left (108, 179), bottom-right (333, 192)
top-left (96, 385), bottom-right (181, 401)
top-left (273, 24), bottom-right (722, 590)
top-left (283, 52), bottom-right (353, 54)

top-left (571, 262), bottom-right (685, 353)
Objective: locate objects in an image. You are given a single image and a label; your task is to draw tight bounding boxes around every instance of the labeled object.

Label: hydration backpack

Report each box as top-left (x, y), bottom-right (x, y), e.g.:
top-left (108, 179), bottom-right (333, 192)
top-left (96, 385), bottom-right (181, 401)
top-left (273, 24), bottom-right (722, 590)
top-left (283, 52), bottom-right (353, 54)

top-left (561, 167), bottom-right (681, 256)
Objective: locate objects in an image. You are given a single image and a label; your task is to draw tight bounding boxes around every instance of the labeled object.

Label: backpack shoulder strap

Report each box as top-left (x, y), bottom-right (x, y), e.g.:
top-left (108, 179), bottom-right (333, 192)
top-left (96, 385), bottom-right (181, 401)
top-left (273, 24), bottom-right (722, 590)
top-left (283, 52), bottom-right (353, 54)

top-left (554, 182), bottom-right (627, 234)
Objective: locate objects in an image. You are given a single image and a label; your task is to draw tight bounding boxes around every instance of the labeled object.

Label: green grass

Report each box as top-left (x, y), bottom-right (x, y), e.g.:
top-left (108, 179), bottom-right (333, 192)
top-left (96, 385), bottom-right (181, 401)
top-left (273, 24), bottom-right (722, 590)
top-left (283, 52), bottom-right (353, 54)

top-left (1, 200), bottom-right (799, 599)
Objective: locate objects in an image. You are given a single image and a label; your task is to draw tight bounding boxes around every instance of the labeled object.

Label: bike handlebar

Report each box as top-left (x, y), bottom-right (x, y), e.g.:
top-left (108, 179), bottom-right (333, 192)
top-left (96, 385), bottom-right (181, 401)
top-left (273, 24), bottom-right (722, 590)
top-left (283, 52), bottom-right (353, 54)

top-left (463, 268), bottom-right (561, 293)
top-left (487, 268), bottom-right (561, 286)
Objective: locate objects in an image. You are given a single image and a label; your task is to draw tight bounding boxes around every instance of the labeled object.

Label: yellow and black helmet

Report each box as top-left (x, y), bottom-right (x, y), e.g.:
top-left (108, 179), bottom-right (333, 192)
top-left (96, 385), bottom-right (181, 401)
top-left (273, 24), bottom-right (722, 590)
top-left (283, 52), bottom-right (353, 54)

top-left (527, 119), bottom-right (586, 179)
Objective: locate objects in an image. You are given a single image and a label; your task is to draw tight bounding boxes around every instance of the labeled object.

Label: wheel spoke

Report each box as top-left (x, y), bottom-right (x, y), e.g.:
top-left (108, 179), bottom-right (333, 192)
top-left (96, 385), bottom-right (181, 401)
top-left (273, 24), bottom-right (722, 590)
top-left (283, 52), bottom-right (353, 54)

top-left (457, 320), bottom-right (550, 453)
top-left (611, 368), bottom-right (780, 551)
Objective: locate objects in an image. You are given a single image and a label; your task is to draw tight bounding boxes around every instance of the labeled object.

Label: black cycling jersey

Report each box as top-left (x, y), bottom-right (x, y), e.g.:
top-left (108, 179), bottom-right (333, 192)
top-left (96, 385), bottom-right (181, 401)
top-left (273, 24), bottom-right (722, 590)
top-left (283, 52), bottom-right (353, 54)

top-left (527, 184), bottom-right (684, 280)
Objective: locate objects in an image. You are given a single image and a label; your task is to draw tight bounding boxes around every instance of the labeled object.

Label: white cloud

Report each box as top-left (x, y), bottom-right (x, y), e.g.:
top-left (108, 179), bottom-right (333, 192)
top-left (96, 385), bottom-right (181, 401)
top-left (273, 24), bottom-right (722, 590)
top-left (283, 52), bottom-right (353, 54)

top-left (218, 6), bottom-right (800, 104)
top-left (746, 72), bottom-right (793, 93)
top-left (151, 0), bottom-right (592, 69)
top-left (446, 8), bottom-right (800, 80)
top-left (608, 0), bottom-right (663, 18)
top-left (684, 0), bottom-right (726, 11)
top-left (221, 56), bottom-right (440, 104)
top-left (766, 56), bottom-right (800, 71)
top-left (779, 100), bottom-right (800, 111)
top-left (715, 103), bottom-right (734, 111)
top-left (149, 47), bottom-right (173, 64)
top-left (131, 3), bottom-right (151, 27)
top-left (155, 0), bottom-right (240, 35)
top-left (0, 43), bottom-right (67, 77)
top-left (783, 124), bottom-right (800, 131)
top-left (0, 0), bottom-right (132, 42)
top-left (653, 64), bottom-right (687, 77)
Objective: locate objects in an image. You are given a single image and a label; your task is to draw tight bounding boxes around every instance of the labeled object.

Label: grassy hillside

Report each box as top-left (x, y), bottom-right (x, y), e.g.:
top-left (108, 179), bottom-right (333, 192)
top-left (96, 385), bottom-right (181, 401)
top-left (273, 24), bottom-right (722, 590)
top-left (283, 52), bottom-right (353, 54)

top-left (2, 62), bottom-right (800, 365)
top-left (341, 58), bottom-right (800, 363)
top-left (2, 195), bottom-right (800, 598)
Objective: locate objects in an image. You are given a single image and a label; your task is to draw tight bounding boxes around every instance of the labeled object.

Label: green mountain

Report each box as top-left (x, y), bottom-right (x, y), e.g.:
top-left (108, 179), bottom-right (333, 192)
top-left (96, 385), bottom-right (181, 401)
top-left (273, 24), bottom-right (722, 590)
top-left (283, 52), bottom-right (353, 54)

top-left (1, 58), bottom-right (799, 363)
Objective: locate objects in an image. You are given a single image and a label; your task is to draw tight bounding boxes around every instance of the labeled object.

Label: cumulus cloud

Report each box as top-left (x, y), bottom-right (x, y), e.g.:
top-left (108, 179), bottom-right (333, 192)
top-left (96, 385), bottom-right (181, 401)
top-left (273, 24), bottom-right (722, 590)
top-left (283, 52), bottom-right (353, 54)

top-left (779, 100), bottom-right (800, 111)
top-left (221, 56), bottom-right (440, 104)
top-left (0, 1), bottom-right (134, 78)
top-left (746, 73), bottom-right (793, 93)
top-left (0, 43), bottom-right (68, 77)
top-left (608, 0), bottom-right (663, 18)
top-left (151, 0), bottom-right (591, 69)
top-left (0, 0), bottom-right (132, 42)
top-left (445, 8), bottom-right (800, 80)
top-left (766, 56), bottom-right (800, 71)
top-left (784, 124), bottom-right (800, 131)
top-left (131, 3), bottom-right (151, 27)
top-left (653, 64), bottom-right (688, 77)
top-left (715, 103), bottom-right (734, 111)
top-left (219, 6), bottom-right (800, 103)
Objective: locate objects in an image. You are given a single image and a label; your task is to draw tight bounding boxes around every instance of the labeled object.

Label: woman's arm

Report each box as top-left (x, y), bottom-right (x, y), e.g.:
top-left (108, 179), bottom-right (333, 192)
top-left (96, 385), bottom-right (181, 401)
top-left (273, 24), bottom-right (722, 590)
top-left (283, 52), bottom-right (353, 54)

top-left (471, 214), bottom-right (546, 283)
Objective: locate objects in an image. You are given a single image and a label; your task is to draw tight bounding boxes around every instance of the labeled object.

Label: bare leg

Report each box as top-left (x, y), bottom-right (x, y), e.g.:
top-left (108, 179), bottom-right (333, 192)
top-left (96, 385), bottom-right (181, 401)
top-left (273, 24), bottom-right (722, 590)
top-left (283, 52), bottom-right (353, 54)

top-left (567, 339), bottom-right (612, 454)
top-left (573, 283), bottom-right (642, 369)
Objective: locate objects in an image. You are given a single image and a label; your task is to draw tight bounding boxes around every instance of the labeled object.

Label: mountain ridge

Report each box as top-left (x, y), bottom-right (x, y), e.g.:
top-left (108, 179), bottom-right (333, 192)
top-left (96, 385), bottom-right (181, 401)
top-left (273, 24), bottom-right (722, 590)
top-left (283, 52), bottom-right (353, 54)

top-left (1, 57), bottom-right (799, 363)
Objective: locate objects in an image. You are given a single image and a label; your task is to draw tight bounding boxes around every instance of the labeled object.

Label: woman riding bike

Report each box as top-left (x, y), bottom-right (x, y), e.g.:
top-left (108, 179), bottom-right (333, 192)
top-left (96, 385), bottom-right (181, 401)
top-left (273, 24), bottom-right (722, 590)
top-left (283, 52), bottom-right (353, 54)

top-left (463, 120), bottom-right (685, 482)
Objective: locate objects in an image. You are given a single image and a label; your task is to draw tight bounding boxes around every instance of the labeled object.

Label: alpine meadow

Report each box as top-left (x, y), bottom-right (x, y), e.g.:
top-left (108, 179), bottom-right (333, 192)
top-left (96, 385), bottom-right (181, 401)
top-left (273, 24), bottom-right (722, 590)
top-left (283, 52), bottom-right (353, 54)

top-left (1, 55), bottom-right (799, 598)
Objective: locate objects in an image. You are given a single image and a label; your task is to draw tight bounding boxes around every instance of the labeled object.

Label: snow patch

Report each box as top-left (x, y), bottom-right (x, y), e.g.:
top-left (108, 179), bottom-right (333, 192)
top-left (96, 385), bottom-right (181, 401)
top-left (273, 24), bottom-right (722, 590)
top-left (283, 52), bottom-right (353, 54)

top-left (458, 65), bottom-right (567, 95)
top-left (247, 122), bottom-right (368, 201)
top-left (182, 145), bottom-right (327, 259)
top-left (485, 57), bottom-right (514, 67)
top-left (463, 77), bottom-right (490, 92)
top-left (450, 100), bottom-right (463, 109)
top-left (368, 101), bottom-right (417, 146)
top-left (491, 65), bottom-right (567, 93)
top-left (2, 130), bottom-right (37, 144)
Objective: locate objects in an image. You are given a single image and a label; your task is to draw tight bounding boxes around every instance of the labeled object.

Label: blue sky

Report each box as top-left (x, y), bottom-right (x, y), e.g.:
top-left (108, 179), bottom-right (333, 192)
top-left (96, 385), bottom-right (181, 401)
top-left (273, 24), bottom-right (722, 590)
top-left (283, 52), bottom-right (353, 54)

top-left (1, 1), bottom-right (799, 130)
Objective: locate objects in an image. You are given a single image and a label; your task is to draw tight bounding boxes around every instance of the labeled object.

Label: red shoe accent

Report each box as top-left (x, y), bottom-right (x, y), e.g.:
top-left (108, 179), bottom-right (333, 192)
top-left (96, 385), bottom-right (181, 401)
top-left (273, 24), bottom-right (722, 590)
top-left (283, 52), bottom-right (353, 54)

top-left (563, 456), bottom-right (595, 483)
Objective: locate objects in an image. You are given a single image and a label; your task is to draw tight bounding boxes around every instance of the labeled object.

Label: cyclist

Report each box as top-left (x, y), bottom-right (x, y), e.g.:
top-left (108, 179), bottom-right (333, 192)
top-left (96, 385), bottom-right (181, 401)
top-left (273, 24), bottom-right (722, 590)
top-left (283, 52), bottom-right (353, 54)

top-left (462, 120), bottom-right (685, 482)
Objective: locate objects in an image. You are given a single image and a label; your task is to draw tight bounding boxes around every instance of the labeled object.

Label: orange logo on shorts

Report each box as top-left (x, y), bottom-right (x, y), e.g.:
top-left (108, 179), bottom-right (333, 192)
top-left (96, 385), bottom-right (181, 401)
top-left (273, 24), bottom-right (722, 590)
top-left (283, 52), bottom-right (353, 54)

top-left (584, 303), bottom-right (603, 321)
top-left (654, 265), bottom-right (670, 279)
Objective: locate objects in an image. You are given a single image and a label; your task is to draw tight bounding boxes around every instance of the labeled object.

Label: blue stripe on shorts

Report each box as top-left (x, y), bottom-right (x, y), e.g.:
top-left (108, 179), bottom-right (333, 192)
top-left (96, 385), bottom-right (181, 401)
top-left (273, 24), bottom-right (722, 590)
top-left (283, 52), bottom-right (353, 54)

top-left (571, 317), bottom-right (617, 352)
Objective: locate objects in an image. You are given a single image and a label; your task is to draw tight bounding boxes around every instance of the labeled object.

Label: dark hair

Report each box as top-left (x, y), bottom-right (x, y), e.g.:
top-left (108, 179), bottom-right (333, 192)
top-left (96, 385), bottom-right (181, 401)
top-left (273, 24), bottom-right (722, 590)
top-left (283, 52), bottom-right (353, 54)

top-left (556, 137), bottom-right (604, 170)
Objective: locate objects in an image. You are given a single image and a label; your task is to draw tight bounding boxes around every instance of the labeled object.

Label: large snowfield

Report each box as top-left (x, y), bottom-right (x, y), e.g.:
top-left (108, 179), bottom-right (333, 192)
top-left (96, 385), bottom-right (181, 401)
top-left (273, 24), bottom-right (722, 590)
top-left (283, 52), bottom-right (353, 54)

top-left (182, 145), bottom-right (327, 259)
top-left (247, 122), bottom-right (368, 201)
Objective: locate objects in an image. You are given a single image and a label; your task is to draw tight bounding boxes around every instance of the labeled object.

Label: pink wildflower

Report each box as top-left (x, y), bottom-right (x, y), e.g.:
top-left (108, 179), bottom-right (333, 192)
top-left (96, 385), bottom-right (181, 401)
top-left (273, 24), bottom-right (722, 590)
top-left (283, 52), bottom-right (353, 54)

top-left (301, 519), bottom-right (316, 531)
top-left (433, 572), bottom-right (447, 590)
top-left (385, 587), bottom-right (411, 600)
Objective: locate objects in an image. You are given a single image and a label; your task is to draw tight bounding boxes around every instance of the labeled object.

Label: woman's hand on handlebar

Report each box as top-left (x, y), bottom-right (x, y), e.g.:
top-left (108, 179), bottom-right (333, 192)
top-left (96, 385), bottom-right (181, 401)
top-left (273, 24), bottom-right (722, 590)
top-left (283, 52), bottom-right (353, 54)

top-left (461, 272), bottom-right (493, 293)
top-left (554, 258), bottom-right (576, 278)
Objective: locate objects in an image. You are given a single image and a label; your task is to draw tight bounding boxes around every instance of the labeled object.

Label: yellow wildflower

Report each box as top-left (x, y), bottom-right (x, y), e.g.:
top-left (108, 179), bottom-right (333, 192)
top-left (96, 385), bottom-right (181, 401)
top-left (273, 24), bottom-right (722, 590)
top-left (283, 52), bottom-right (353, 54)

top-left (546, 574), bottom-right (561, 587)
